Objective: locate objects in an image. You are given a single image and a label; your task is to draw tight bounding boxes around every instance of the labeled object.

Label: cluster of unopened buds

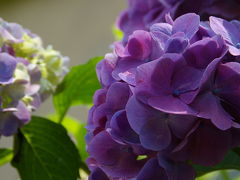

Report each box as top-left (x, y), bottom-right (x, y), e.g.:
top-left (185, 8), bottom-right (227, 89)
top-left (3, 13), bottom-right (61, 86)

top-left (86, 0), bottom-right (240, 179)
top-left (0, 19), bottom-right (68, 136)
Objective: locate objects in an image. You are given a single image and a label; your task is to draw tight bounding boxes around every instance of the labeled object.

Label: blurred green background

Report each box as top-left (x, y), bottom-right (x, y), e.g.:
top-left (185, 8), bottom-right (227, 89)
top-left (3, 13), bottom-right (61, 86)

top-left (0, 0), bottom-right (240, 180)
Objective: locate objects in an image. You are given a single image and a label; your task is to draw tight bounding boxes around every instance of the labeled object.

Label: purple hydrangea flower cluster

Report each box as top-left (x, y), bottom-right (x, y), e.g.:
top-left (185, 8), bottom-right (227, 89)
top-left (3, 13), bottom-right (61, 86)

top-left (117, 0), bottom-right (240, 41)
top-left (0, 19), bottom-right (68, 136)
top-left (87, 13), bottom-right (240, 180)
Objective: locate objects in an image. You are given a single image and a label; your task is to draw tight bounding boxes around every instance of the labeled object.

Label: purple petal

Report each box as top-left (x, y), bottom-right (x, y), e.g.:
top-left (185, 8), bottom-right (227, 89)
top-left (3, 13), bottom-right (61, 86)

top-left (126, 96), bottom-right (162, 133)
top-left (214, 62), bottom-right (240, 124)
top-left (139, 114), bottom-right (171, 151)
top-left (127, 30), bottom-right (152, 60)
top-left (96, 57), bottom-right (116, 87)
top-left (126, 96), bottom-right (172, 151)
top-left (112, 57), bottom-right (142, 83)
top-left (93, 89), bottom-right (107, 106)
top-left (172, 65), bottom-right (203, 93)
top-left (14, 101), bottom-right (31, 124)
top-left (173, 13), bottom-right (200, 39)
top-left (110, 110), bottom-right (140, 144)
top-left (216, 62), bottom-right (240, 103)
top-left (143, 6), bottom-right (166, 27)
top-left (229, 45), bottom-right (240, 56)
top-left (137, 158), bottom-right (168, 180)
top-left (150, 36), bottom-right (165, 60)
top-left (184, 36), bottom-right (224, 69)
top-left (165, 36), bottom-right (188, 53)
top-left (193, 92), bottom-right (232, 130)
top-left (172, 121), bottom-right (232, 166)
top-left (210, 16), bottom-right (240, 45)
top-left (168, 115), bottom-right (197, 139)
top-left (88, 131), bottom-right (144, 179)
top-left (89, 168), bottom-right (109, 180)
top-left (148, 95), bottom-right (196, 115)
top-left (135, 60), bottom-right (160, 103)
top-left (158, 155), bottom-right (195, 180)
top-left (150, 23), bottom-right (172, 36)
top-left (232, 20), bottom-right (240, 32)
top-left (0, 113), bottom-right (20, 136)
top-left (118, 69), bottom-right (137, 86)
top-left (197, 49), bottom-right (227, 95)
top-left (92, 104), bottom-right (109, 129)
top-left (150, 53), bottom-right (186, 93)
top-left (105, 82), bottom-right (130, 110)
top-left (114, 42), bottom-right (127, 58)
top-left (150, 24), bottom-right (170, 57)
top-left (0, 53), bottom-right (17, 84)
top-left (5, 22), bottom-right (24, 39)
top-left (0, 26), bottom-right (22, 43)
top-left (30, 94), bottom-right (42, 110)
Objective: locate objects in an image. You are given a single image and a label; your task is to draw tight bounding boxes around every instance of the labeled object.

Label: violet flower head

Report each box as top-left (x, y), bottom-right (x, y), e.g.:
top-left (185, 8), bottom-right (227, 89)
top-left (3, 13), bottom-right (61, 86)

top-left (87, 12), bottom-right (240, 180)
top-left (117, 0), bottom-right (240, 41)
top-left (0, 19), bottom-right (68, 136)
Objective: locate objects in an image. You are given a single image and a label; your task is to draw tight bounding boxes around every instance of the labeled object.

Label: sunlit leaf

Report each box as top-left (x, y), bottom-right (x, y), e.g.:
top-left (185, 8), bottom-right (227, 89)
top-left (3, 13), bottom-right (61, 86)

top-left (12, 116), bottom-right (80, 180)
top-left (0, 148), bottom-right (13, 166)
top-left (48, 114), bottom-right (88, 161)
top-left (53, 57), bottom-right (102, 121)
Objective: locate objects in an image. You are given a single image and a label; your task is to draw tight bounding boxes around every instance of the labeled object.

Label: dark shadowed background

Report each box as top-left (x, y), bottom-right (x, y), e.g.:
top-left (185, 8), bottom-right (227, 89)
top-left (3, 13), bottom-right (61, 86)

top-left (0, 0), bottom-right (126, 179)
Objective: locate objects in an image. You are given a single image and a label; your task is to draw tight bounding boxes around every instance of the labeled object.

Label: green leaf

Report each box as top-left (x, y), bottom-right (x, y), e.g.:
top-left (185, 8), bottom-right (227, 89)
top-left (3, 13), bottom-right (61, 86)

top-left (53, 57), bottom-right (102, 121)
top-left (195, 150), bottom-right (240, 177)
top-left (112, 24), bottom-right (124, 41)
top-left (196, 171), bottom-right (218, 180)
top-left (12, 116), bottom-right (81, 180)
top-left (48, 114), bottom-right (88, 161)
top-left (63, 118), bottom-right (88, 162)
top-left (48, 114), bottom-right (89, 174)
top-left (0, 148), bottom-right (13, 166)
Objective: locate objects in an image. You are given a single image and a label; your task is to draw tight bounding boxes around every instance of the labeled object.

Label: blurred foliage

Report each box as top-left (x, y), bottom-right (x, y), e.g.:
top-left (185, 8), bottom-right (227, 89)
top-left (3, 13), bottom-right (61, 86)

top-left (0, 0), bottom-right (31, 7)
top-left (194, 150), bottom-right (240, 177)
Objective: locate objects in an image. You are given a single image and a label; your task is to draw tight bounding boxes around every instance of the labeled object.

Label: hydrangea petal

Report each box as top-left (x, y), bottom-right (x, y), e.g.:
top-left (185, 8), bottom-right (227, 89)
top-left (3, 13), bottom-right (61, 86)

top-left (210, 16), bottom-right (240, 45)
top-left (172, 121), bottom-right (232, 166)
top-left (0, 113), bottom-right (19, 136)
top-left (110, 110), bottom-right (140, 144)
top-left (168, 115), bottom-right (197, 139)
top-left (193, 92), bottom-right (233, 130)
top-left (126, 96), bottom-right (160, 133)
top-left (88, 131), bottom-right (144, 179)
top-left (158, 155), bottom-right (195, 180)
top-left (137, 158), bottom-right (168, 180)
top-left (0, 53), bottom-right (17, 84)
top-left (148, 95), bottom-right (196, 115)
top-left (184, 36), bottom-right (224, 69)
top-left (139, 114), bottom-right (171, 151)
top-left (89, 168), bottom-right (109, 180)
top-left (172, 13), bottom-right (200, 39)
